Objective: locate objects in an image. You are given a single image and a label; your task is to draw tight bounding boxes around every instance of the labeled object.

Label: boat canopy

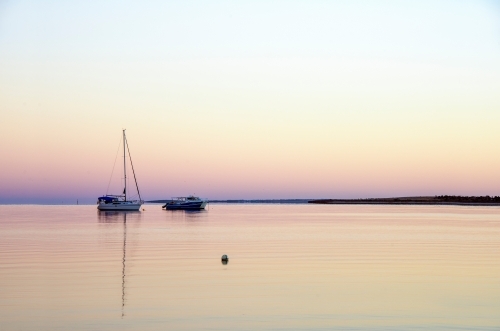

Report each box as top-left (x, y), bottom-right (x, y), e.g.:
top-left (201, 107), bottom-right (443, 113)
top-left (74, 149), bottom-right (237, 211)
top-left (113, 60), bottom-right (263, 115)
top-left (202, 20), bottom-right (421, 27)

top-left (98, 196), bottom-right (116, 203)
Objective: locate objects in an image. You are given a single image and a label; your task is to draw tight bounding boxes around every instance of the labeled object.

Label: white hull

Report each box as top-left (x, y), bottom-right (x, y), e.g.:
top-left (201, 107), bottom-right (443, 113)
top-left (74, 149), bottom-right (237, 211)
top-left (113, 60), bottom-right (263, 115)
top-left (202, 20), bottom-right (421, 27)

top-left (98, 202), bottom-right (142, 211)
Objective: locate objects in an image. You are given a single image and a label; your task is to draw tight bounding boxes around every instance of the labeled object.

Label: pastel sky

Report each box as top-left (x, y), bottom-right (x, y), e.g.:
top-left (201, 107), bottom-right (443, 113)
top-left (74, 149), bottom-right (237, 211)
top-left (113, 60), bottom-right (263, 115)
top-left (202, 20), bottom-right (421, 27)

top-left (1, 0), bottom-right (500, 203)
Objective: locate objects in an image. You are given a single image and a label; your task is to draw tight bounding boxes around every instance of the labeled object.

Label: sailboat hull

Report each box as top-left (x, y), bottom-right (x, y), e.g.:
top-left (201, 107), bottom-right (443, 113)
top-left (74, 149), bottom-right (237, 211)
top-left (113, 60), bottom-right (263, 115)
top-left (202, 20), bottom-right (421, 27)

top-left (97, 202), bottom-right (142, 211)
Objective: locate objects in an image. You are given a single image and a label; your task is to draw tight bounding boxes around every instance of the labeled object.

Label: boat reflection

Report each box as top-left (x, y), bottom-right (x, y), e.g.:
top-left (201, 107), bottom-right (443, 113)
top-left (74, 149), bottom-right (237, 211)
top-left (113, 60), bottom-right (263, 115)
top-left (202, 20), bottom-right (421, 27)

top-left (167, 209), bottom-right (208, 215)
top-left (97, 210), bottom-right (141, 223)
top-left (163, 208), bottom-right (209, 222)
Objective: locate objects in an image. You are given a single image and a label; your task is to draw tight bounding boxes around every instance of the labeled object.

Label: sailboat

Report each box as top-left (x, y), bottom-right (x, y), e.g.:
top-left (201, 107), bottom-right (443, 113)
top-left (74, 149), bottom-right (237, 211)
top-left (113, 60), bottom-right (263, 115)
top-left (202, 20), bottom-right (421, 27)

top-left (97, 130), bottom-right (143, 211)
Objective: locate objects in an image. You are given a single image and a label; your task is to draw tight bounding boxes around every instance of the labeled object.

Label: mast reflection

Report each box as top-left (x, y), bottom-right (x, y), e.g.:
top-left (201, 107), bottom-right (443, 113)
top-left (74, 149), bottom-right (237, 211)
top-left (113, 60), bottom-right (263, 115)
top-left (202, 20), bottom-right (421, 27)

top-left (121, 213), bottom-right (126, 318)
top-left (98, 211), bottom-right (141, 317)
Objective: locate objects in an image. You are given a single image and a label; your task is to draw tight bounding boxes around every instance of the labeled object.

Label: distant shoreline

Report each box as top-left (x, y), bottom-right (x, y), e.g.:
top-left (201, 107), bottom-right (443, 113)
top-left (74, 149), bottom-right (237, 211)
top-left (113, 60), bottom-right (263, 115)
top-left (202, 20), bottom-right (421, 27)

top-left (3, 196), bottom-right (499, 206)
top-left (146, 196), bottom-right (500, 206)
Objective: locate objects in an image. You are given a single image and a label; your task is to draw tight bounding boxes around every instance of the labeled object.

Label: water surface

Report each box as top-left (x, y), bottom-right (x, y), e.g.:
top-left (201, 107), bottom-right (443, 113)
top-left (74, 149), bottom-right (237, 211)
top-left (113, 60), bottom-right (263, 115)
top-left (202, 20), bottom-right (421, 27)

top-left (0, 204), bottom-right (499, 330)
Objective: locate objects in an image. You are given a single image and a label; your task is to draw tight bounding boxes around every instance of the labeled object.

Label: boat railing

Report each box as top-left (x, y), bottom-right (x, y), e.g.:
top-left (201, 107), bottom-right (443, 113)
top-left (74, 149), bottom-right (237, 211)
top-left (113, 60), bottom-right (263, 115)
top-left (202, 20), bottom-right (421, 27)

top-left (171, 197), bottom-right (207, 201)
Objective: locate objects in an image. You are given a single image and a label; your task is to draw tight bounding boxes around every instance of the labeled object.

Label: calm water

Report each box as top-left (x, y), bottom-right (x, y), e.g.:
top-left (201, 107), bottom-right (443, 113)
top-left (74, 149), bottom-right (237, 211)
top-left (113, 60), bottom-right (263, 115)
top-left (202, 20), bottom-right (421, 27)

top-left (1, 204), bottom-right (499, 330)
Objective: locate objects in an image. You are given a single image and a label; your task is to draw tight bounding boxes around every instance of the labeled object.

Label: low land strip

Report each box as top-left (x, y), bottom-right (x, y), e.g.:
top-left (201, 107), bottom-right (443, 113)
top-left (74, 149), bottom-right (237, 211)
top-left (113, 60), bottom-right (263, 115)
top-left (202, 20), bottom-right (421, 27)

top-left (309, 195), bottom-right (500, 206)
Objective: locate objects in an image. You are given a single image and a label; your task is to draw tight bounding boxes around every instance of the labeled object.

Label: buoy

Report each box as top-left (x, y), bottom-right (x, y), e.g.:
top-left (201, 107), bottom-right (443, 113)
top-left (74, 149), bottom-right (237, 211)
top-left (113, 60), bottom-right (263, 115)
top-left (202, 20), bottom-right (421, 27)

top-left (221, 255), bottom-right (228, 265)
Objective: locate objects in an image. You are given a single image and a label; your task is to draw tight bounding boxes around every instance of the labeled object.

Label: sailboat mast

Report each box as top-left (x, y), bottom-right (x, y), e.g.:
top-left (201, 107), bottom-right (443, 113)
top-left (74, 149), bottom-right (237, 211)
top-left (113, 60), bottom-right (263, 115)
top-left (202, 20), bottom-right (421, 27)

top-left (123, 129), bottom-right (127, 201)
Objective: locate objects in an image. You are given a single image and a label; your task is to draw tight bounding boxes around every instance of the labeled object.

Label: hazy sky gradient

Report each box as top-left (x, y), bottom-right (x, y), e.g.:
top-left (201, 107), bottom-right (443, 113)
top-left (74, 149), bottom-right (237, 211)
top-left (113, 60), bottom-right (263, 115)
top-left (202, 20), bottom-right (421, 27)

top-left (1, 0), bottom-right (500, 203)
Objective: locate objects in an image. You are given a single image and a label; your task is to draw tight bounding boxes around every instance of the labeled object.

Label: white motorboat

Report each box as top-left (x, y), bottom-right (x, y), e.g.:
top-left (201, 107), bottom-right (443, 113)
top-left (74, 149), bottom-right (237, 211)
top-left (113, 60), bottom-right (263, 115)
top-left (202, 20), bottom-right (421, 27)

top-left (98, 130), bottom-right (143, 211)
top-left (162, 196), bottom-right (208, 210)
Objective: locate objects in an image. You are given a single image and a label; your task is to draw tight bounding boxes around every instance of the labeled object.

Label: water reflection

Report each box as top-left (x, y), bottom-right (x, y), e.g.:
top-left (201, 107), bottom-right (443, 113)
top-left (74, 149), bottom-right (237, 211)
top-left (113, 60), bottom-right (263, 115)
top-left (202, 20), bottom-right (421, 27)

top-left (2, 205), bottom-right (499, 330)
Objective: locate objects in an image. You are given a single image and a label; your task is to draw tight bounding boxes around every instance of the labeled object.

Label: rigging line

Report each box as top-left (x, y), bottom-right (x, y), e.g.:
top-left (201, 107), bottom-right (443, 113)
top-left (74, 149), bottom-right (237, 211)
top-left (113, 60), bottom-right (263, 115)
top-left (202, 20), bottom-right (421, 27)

top-left (106, 134), bottom-right (122, 195)
top-left (124, 134), bottom-right (142, 201)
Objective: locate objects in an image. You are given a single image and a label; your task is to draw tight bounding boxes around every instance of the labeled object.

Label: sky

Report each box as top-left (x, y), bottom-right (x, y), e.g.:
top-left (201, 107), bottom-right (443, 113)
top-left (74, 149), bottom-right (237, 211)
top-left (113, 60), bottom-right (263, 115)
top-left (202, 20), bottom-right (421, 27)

top-left (1, 0), bottom-right (500, 203)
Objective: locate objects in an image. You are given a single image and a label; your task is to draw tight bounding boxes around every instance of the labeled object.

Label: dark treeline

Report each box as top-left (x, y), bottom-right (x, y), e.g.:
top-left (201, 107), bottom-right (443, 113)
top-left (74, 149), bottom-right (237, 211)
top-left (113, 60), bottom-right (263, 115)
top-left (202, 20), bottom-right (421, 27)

top-left (309, 195), bottom-right (500, 205)
top-left (434, 195), bottom-right (500, 202)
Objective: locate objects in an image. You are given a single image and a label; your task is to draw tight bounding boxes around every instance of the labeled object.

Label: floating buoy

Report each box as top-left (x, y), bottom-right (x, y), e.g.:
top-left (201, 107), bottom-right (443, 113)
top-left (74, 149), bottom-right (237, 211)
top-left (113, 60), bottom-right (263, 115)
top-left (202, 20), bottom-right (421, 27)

top-left (221, 255), bottom-right (228, 265)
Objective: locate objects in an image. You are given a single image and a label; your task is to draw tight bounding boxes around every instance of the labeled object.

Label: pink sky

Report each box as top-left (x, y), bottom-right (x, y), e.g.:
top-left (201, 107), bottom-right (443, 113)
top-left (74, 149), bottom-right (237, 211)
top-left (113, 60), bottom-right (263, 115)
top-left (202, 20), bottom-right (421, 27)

top-left (1, 1), bottom-right (499, 203)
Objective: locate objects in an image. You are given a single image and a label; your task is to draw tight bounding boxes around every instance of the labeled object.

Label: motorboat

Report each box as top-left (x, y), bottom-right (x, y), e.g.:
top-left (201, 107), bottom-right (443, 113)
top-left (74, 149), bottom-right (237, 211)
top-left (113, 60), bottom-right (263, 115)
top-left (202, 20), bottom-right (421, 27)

top-left (98, 130), bottom-right (143, 211)
top-left (162, 196), bottom-right (208, 210)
